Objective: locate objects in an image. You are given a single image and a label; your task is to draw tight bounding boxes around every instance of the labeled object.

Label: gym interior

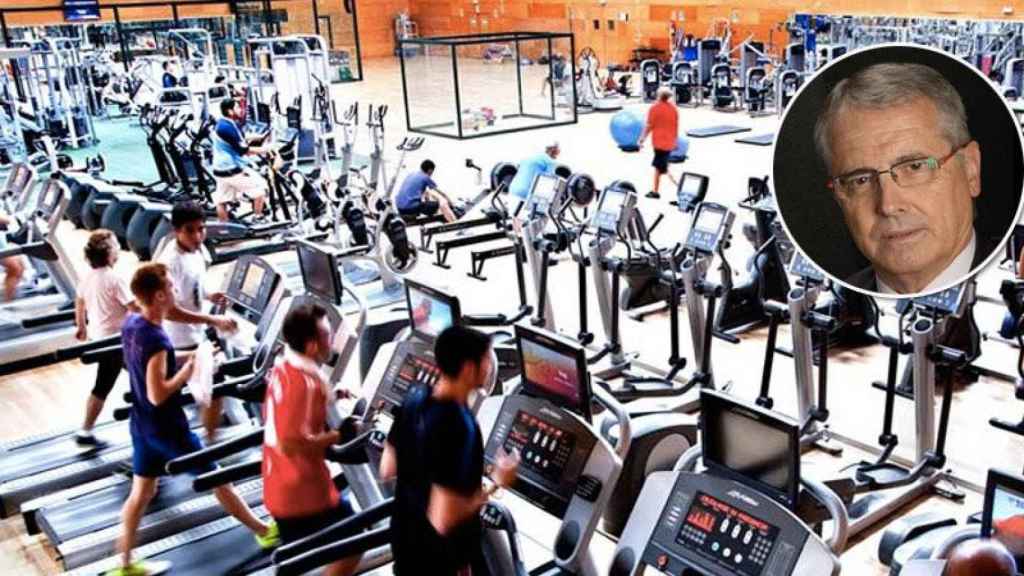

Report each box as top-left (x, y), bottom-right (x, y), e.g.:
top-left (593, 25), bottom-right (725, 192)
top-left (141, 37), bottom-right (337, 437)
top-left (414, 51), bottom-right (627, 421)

top-left (1, 1), bottom-right (1024, 575)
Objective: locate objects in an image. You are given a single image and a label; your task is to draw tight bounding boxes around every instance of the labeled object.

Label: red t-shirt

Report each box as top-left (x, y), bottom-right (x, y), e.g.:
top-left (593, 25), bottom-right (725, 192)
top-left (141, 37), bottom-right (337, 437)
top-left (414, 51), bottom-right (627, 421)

top-left (262, 352), bottom-right (339, 519)
top-left (647, 100), bottom-right (679, 152)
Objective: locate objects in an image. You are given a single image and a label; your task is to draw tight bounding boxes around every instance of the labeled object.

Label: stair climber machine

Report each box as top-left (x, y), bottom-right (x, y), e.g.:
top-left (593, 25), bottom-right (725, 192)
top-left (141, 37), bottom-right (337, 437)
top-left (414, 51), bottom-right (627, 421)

top-left (609, 388), bottom-right (847, 576)
top-left (833, 283), bottom-right (971, 541)
top-left (53, 251), bottom-right (364, 576)
top-left (755, 250), bottom-right (847, 456)
top-left (619, 172), bottom-right (708, 319)
top-left (270, 323), bottom-right (634, 576)
top-left (0, 177), bottom-right (83, 373)
top-left (716, 178), bottom-right (791, 337)
top-left (521, 170), bottom-right (597, 333)
top-left (593, 201), bottom-right (736, 416)
top-left (576, 47), bottom-right (625, 112)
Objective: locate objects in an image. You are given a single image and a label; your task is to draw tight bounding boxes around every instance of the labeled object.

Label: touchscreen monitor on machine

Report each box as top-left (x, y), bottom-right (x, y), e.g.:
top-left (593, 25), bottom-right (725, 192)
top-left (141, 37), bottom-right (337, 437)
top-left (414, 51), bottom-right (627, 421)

top-left (700, 389), bottom-right (801, 509)
top-left (593, 184), bottom-right (633, 235)
top-left (528, 173), bottom-right (564, 218)
top-left (515, 324), bottom-right (592, 422)
top-left (675, 172), bottom-right (709, 213)
top-left (296, 239), bottom-right (344, 306)
top-left (982, 468), bottom-right (1024, 560)
top-left (404, 279), bottom-right (462, 342)
top-left (685, 202), bottom-right (731, 255)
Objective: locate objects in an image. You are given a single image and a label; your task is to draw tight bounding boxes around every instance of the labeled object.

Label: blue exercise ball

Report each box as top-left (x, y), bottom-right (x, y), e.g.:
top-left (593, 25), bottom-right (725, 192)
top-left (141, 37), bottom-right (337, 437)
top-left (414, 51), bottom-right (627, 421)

top-left (610, 109), bottom-right (644, 152)
top-left (669, 135), bottom-right (689, 163)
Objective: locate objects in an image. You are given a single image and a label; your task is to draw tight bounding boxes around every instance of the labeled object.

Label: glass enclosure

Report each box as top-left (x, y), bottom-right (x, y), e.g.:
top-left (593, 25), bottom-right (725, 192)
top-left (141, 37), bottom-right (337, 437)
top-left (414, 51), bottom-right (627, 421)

top-left (400, 31), bottom-right (577, 139)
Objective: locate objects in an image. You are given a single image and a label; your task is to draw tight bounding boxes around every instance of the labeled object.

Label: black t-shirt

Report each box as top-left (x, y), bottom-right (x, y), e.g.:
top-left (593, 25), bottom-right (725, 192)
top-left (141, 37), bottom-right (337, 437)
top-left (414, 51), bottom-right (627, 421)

top-left (387, 384), bottom-right (484, 575)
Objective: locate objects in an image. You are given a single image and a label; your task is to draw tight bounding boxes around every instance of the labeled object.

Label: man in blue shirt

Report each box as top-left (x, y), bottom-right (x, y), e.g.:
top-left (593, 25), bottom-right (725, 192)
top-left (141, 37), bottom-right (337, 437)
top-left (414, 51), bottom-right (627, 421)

top-left (212, 98), bottom-right (271, 222)
top-left (161, 62), bottom-right (178, 89)
top-left (395, 160), bottom-right (457, 222)
top-left (109, 263), bottom-right (277, 576)
top-left (508, 142), bottom-right (560, 201)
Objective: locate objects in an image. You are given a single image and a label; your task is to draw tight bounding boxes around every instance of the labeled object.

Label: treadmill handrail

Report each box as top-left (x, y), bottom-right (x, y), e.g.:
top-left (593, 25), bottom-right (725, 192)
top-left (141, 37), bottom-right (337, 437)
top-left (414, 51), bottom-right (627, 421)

top-left (54, 335), bottom-right (121, 361)
top-left (592, 385), bottom-right (632, 459)
top-left (801, 475), bottom-right (849, 554)
top-left (275, 526), bottom-right (390, 576)
top-left (272, 498), bottom-right (394, 564)
top-left (929, 525), bottom-right (982, 560)
top-left (165, 427), bottom-right (264, 474)
top-left (21, 309), bottom-right (74, 329)
top-left (193, 459), bottom-right (262, 492)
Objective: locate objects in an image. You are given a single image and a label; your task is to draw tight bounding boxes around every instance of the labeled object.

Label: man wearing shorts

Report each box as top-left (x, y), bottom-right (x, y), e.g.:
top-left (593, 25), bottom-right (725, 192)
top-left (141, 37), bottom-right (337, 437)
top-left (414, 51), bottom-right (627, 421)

top-left (638, 86), bottom-right (679, 199)
top-left (395, 160), bottom-right (457, 222)
top-left (262, 304), bottom-right (360, 576)
top-left (212, 98), bottom-right (271, 222)
top-left (109, 263), bottom-right (275, 576)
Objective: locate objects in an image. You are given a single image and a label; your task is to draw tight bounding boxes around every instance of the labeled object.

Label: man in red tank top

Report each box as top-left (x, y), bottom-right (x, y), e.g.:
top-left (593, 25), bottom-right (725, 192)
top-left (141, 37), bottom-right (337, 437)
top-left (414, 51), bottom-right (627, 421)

top-left (262, 304), bottom-right (360, 576)
top-left (638, 86), bottom-right (680, 199)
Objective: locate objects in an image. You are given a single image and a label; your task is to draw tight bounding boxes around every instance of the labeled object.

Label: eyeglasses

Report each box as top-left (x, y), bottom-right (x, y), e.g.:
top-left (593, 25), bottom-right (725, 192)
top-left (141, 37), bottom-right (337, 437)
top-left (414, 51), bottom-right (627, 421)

top-left (827, 142), bottom-right (969, 201)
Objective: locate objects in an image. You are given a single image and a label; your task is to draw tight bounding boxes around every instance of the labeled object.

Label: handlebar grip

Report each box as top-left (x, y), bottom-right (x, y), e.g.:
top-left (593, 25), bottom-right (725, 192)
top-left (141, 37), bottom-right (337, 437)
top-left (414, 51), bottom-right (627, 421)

top-left (803, 311), bottom-right (837, 330)
top-left (763, 301), bottom-right (789, 318)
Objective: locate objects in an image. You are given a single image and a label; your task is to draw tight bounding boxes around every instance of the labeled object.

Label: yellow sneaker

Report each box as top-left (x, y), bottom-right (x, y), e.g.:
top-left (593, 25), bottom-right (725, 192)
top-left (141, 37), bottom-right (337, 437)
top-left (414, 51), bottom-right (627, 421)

top-left (104, 560), bottom-right (172, 576)
top-left (254, 520), bottom-right (280, 549)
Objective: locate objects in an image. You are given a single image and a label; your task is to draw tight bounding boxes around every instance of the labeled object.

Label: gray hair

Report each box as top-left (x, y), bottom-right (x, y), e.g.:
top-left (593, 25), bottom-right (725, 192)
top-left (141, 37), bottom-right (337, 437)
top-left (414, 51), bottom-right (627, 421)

top-left (813, 62), bottom-right (971, 173)
top-left (657, 86), bottom-right (673, 101)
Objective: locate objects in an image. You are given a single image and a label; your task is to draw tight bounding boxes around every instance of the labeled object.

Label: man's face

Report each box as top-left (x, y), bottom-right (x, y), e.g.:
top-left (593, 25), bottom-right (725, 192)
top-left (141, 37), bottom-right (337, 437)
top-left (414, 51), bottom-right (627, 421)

top-left (829, 97), bottom-right (981, 293)
top-left (175, 220), bottom-right (206, 252)
top-left (460, 350), bottom-right (493, 390)
top-left (547, 147), bottom-right (560, 159)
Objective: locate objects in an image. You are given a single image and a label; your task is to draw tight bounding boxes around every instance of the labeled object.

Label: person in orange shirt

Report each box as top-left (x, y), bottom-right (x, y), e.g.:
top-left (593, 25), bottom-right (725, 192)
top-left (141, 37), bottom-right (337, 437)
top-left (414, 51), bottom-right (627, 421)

top-left (638, 86), bottom-right (680, 199)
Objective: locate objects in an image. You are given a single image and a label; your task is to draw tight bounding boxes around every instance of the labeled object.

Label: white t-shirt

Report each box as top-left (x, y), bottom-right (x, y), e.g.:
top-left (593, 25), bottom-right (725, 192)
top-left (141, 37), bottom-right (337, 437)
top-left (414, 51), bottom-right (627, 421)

top-left (157, 241), bottom-right (210, 348)
top-left (79, 266), bottom-right (134, 339)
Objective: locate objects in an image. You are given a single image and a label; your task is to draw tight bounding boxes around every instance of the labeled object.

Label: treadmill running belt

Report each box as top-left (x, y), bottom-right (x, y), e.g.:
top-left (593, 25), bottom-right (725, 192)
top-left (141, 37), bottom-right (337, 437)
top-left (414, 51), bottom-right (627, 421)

top-left (735, 133), bottom-right (775, 146)
top-left (685, 125), bottom-right (752, 138)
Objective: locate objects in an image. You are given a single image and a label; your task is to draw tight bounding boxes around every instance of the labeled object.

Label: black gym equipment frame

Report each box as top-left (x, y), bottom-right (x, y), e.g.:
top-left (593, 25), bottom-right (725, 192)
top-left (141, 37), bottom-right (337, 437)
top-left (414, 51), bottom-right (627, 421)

top-left (0, 0), bottom-right (364, 84)
top-left (398, 31), bottom-right (578, 140)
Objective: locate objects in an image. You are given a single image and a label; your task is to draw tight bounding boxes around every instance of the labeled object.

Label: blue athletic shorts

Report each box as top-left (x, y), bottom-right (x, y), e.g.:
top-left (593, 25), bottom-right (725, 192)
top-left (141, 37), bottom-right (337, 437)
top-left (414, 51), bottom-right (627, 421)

top-left (132, 430), bottom-right (215, 478)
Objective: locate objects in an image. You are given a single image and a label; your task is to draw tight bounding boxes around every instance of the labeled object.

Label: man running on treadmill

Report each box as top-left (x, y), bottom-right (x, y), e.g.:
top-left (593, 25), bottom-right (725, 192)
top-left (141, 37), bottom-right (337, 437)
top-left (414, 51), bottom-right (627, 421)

top-left (109, 263), bottom-right (276, 576)
top-left (212, 98), bottom-right (271, 222)
top-left (156, 202), bottom-right (238, 440)
top-left (395, 160), bottom-right (458, 223)
top-left (262, 303), bottom-right (361, 576)
top-left (0, 211), bottom-right (24, 301)
top-left (380, 326), bottom-right (519, 575)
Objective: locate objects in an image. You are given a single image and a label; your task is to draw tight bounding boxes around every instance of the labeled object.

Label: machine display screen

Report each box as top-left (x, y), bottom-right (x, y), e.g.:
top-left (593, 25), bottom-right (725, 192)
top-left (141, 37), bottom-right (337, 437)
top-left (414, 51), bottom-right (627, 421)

top-left (529, 173), bottom-right (561, 216)
top-left (240, 265), bottom-right (265, 300)
top-left (502, 410), bottom-right (576, 484)
top-left (694, 208), bottom-right (724, 233)
top-left (701, 391), bottom-right (800, 508)
top-left (677, 173), bottom-right (707, 212)
top-left (296, 241), bottom-right (342, 305)
top-left (594, 187), bottom-right (627, 233)
top-left (675, 491), bottom-right (781, 576)
top-left (518, 325), bottom-right (590, 420)
top-left (911, 284), bottom-right (963, 316)
top-left (407, 281), bottom-right (460, 341)
top-left (788, 252), bottom-right (824, 283)
top-left (983, 470), bottom-right (1024, 558)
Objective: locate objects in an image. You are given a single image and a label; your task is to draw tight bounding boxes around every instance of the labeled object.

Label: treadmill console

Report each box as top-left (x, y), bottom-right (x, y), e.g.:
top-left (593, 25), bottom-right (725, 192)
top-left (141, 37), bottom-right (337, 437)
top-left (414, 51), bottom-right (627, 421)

top-left (686, 202), bottom-right (733, 255)
top-left (224, 256), bottom-right (282, 326)
top-left (483, 395), bottom-right (597, 517)
top-left (592, 185), bottom-right (635, 236)
top-left (366, 340), bottom-right (442, 419)
top-left (788, 252), bottom-right (825, 284)
top-left (611, 472), bottom-right (838, 576)
top-left (676, 173), bottom-right (709, 213)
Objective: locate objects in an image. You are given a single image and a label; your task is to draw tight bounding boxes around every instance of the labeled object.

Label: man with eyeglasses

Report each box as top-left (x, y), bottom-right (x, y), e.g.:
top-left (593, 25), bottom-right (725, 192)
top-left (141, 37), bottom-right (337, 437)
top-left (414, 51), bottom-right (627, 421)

top-left (815, 62), bottom-right (996, 294)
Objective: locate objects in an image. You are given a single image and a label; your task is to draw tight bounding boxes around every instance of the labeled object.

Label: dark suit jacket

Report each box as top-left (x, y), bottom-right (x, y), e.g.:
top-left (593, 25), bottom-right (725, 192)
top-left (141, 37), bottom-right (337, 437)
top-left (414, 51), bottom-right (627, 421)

top-left (844, 230), bottom-right (1003, 292)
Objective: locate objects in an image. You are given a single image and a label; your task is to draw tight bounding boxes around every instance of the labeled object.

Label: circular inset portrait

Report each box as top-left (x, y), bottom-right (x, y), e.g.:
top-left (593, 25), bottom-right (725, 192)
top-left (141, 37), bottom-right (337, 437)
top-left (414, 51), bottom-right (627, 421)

top-left (773, 43), bottom-right (1024, 297)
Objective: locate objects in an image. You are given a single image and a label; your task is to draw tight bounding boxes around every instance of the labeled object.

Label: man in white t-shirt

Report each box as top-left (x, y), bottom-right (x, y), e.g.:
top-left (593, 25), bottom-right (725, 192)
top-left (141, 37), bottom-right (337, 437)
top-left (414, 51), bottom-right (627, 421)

top-left (156, 202), bottom-right (237, 438)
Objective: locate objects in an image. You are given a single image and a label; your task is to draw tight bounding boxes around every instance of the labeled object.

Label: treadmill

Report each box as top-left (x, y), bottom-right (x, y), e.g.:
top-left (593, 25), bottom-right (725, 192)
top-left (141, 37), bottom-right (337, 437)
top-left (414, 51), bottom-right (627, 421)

top-left (611, 388), bottom-right (846, 575)
top-left (61, 245), bottom-right (374, 576)
top-left (26, 256), bottom-right (290, 569)
top-left (0, 176), bottom-right (81, 372)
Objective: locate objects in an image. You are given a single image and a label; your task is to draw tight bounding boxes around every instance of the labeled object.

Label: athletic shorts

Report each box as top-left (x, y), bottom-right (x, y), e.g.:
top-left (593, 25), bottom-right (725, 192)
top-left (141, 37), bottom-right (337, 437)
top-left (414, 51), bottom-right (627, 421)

top-left (275, 500), bottom-right (356, 544)
top-left (132, 429), bottom-right (215, 478)
top-left (91, 353), bottom-right (124, 401)
top-left (399, 200), bottom-right (440, 217)
top-left (213, 171), bottom-right (268, 205)
top-left (652, 149), bottom-right (671, 174)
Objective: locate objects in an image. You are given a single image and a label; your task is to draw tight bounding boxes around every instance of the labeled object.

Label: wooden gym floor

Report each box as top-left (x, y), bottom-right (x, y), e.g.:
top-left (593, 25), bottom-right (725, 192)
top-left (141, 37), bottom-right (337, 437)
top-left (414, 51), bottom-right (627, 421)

top-left (0, 56), bottom-right (1020, 574)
